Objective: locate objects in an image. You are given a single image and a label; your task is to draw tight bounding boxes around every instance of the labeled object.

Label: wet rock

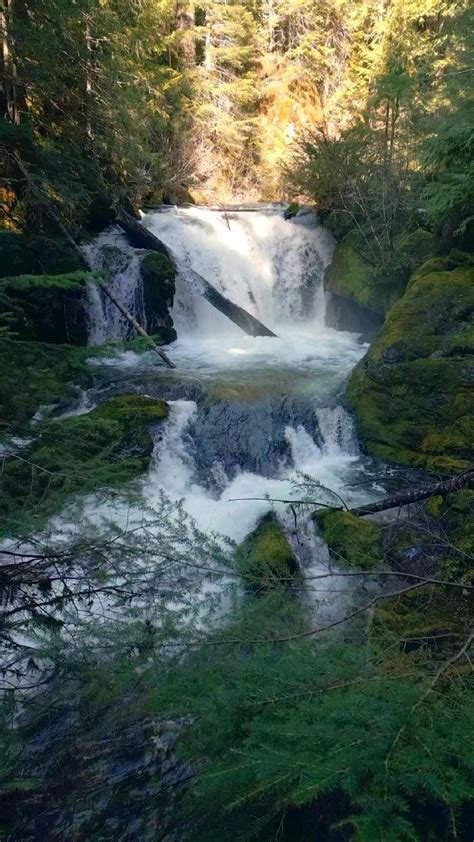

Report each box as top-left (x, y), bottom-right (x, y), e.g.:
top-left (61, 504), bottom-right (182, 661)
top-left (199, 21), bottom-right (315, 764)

top-left (187, 396), bottom-right (323, 489)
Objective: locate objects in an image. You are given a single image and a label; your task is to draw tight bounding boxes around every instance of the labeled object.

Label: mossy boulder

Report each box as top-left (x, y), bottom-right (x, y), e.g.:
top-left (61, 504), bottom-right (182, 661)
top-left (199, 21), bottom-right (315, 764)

top-left (0, 338), bottom-right (95, 430)
top-left (324, 228), bottom-right (437, 317)
top-left (315, 510), bottom-right (383, 569)
top-left (237, 512), bottom-right (298, 590)
top-left (325, 239), bottom-right (406, 316)
top-left (0, 394), bottom-right (169, 535)
top-left (141, 252), bottom-right (176, 343)
top-left (1, 272), bottom-right (95, 344)
top-left (347, 256), bottom-right (474, 473)
top-left (284, 202), bottom-right (300, 220)
top-left (0, 231), bottom-right (84, 277)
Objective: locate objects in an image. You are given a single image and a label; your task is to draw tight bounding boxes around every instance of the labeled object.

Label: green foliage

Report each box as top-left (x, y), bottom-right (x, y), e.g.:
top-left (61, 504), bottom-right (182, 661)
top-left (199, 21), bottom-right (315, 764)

top-left (316, 510), bottom-right (383, 569)
top-left (0, 231), bottom-right (84, 277)
top-left (0, 338), bottom-right (94, 431)
top-left (151, 596), bottom-right (474, 841)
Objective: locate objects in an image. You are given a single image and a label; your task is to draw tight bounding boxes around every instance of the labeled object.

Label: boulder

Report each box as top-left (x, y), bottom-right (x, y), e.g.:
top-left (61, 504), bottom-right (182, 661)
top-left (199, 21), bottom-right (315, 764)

top-left (140, 252), bottom-right (177, 344)
top-left (347, 254), bottom-right (474, 473)
top-left (1, 272), bottom-right (93, 345)
top-left (237, 512), bottom-right (299, 591)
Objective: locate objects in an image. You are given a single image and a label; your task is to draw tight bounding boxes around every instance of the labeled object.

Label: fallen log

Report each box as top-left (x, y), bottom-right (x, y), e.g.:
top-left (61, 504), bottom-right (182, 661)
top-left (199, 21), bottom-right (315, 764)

top-left (350, 469), bottom-right (474, 517)
top-left (97, 282), bottom-right (175, 368)
top-left (228, 468), bottom-right (474, 518)
top-left (118, 212), bottom-right (277, 338)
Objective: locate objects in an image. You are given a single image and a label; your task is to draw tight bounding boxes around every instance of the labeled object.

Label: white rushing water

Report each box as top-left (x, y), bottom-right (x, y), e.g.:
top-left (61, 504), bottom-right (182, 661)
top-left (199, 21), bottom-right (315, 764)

top-left (142, 205), bottom-right (335, 335)
top-left (83, 228), bottom-right (145, 344)
top-left (82, 206), bottom-right (377, 537)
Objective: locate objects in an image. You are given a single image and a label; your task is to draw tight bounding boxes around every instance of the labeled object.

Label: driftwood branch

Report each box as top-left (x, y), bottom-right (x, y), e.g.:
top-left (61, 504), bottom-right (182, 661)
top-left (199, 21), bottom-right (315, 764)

top-left (53, 213), bottom-right (175, 368)
top-left (119, 212), bottom-right (277, 338)
top-left (97, 282), bottom-right (175, 368)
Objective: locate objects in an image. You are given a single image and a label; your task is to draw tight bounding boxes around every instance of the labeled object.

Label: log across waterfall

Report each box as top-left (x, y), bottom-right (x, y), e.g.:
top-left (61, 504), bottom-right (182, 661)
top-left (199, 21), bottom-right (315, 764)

top-left (118, 212), bottom-right (277, 338)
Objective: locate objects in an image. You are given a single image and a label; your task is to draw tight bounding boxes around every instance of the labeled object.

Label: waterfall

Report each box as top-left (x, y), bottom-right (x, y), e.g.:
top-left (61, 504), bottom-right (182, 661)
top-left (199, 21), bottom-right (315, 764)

top-left (83, 228), bottom-right (145, 344)
top-left (316, 405), bottom-right (360, 456)
top-left (142, 206), bottom-right (335, 337)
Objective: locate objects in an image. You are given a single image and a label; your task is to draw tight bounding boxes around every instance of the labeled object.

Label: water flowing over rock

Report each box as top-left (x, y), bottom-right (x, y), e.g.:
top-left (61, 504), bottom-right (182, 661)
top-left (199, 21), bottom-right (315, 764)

top-left (142, 206), bottom-right (335, 337)
top-left (187, 397), bottom-right (324, 490)
top-left (83, 229), bottom-right (145, 343)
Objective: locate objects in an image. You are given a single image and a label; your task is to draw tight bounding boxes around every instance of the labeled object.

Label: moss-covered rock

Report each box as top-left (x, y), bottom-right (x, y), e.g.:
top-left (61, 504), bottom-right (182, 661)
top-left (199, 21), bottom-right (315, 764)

top-left (284, 202), bottom-right (300, 220)
top-left (324, 228), bottom-right (437, 317)
top-left (141, 252), bottom-right (176, 343)
top-left (325, 239), bottom-right (405, 316)
top-left (237, 512), bottom-right (298, 590)
top-left (0, 338), bottom-right (95, 430)
top-left (1, 272), bottom-right (95, 344)
top-left (0, 231), bottom-right (84, 277)
top-left (0, 395), bottom-right (169, 535)
top-left (347, 256), bottom-right (474, 473)
top-left (315, 509), bottom-right (383, 569)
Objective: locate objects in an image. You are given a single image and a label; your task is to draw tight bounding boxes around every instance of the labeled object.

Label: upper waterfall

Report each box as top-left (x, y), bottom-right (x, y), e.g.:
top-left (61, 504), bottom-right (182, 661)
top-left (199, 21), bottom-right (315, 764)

top-left (142, 205), bottom-right (335, 338)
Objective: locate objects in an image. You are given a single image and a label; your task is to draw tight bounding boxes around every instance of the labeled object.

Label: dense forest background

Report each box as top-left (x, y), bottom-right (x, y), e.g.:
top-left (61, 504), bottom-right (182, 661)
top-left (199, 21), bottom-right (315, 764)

top-left (1, 0), bottom-right (473, 225)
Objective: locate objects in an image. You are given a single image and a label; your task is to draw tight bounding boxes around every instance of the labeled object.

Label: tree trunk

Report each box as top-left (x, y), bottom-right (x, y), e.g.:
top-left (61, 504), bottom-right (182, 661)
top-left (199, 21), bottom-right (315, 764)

top-left (1, 0), bottom-right (23, 124)
top-left (350, 470), bottom-right (474, 517)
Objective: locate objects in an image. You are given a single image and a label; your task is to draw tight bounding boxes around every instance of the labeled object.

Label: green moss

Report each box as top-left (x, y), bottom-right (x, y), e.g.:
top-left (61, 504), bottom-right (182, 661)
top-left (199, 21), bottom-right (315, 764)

top-left (0, 395), bottom-right (169, 536)
top-left (373, 587), bottom-right (471, 652)
top-left (315, 510), bottom-right (383, 569)
top-left (0, 338), bottom-right (95, 431)
top-left (1, 272), bottom-right (97, 344)
top-left (237, 513), bottom-right (298, 590)
top-left (347, 258), bottom-right (474, 474)
top-left (397, 228), bottom-right (436, 264)
top-left (0, 231), bottom-right (84, 277)
top-left (2, 271), bottom-right (91, 291)
top-left (324, 237), bottom-right (409, 315)
top-left (140, 252), bottom-right (176, 343)
top-left (284, 202), bottom-right (300, 219)
top-left (367, 262), bottom-right (473, 363)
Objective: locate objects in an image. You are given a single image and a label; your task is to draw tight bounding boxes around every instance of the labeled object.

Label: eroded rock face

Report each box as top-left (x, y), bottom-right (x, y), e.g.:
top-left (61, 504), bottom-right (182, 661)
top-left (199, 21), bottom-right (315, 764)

top-left (347, 254), bottom-right (474, 473)
top-left (186, 396), bottom-right (323, 490)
